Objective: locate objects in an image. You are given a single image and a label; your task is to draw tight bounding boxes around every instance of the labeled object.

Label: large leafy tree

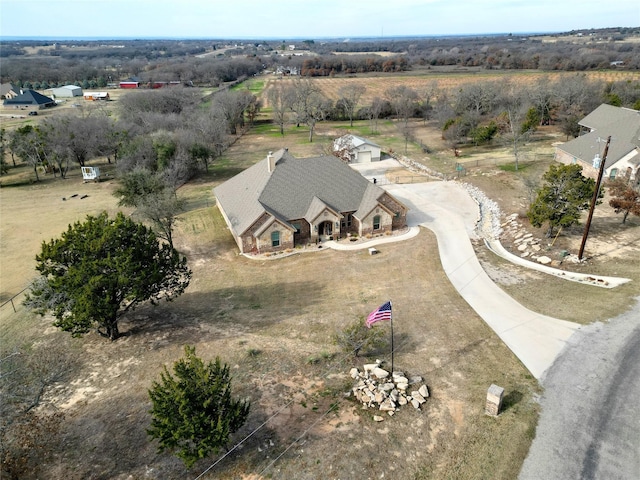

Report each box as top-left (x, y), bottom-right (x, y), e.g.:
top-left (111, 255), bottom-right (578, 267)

top-left (25, 212), bottom-right (191, 340)
top-left (147, 346), bottom-right (250, 468)
top-left (527, 164), bottom-right (597, 237)
top-left (608, 177), bottom-right (640, 224)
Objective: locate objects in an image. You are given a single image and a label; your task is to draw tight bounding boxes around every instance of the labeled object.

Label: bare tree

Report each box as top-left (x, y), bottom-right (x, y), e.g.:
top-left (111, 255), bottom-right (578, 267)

top-left (385, 85), bottom-right (419, 153)
top-left (267, 81), bottom-right (290, 136)
top-left (337, 83), bottom-right (366, 127)
top-left (367, 96), bottom-right (386, 134)
top-left (497, 85), bottom-right (532, 171)
top-left (420, 81), bottom-right (440, 123)
top-left (1, 342), bottom-right (79, 479)
top-left (9, 126), bottom-right (47, 181)
top-left (213, 89), bottom-right (256, 135)
top-left (454, 81), bottom-right (499, 117)
top-left (288, 78), bottom-right (331, 142)
top-left (188, 109), bottom-right (227, 162)
top-left (527, 76), bottom-right (555, 125)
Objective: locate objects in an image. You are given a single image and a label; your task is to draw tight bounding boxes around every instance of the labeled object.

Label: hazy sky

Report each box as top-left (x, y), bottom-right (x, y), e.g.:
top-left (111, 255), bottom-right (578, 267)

top-left (1, 0), bottom-right (638, 39)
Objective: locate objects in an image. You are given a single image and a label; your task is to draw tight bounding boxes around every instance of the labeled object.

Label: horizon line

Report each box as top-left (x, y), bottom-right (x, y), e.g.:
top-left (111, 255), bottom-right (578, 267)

top-left (0, 30), bottom-right (599, 42)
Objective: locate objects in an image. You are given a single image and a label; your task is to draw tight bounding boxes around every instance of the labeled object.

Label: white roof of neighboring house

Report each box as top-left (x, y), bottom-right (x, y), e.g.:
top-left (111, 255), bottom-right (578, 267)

top-left (336, 134), bottom-right (380, 149)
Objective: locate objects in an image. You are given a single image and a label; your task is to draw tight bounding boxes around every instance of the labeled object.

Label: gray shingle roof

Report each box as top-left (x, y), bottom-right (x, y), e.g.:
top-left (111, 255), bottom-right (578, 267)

top-left (214, 149), bottom-right (389, 237)
top-left (558, 104), bottom-right (640, 169)
top-left (3, 89), bottom-right (54, 106)
top-left (579, 104), bottom-right (640, 130)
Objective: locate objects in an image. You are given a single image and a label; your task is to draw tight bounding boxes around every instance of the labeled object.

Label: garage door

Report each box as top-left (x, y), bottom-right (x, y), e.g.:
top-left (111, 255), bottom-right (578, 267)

top-left (357, 151), bottom-right (372, 163)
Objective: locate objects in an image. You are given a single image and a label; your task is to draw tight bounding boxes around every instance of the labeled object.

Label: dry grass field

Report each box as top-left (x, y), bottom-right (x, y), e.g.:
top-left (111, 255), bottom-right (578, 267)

top-left (2, 73), bottom-right (640, 479)
top-left (0, 154), bottom-right (539, 479)
top-left (262, 70), bottom-right (640, 106)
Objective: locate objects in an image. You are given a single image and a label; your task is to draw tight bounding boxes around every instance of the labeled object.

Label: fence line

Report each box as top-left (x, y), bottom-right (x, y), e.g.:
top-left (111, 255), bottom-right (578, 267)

top-left (0, 288), bottom-right (27, 315)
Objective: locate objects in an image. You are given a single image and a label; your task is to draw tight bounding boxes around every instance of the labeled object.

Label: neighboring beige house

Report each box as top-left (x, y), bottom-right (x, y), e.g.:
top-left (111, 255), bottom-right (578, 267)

top-left (334, 134), bottom-right (382, 163)
top-left (214, 149), bottom-right (408, 254)
top-left (555, 104), bottom-right (640, 184)
top-left (0, 83), bottom-right (19, 100)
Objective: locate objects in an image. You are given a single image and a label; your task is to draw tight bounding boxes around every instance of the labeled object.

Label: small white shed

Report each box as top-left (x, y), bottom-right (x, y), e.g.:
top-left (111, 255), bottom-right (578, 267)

top-left (81, 166), bottom-right (101, 182)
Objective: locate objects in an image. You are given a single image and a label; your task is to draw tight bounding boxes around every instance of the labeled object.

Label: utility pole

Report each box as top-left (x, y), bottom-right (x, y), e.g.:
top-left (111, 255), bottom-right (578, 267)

top-left (578, 135), bottom-right (611, 260)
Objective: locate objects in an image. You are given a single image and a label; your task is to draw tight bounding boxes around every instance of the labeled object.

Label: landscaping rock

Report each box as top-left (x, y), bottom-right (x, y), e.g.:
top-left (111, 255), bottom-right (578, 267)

top-left (537, 256), bottom-right (552, 265)
top-left (347, 365), bottom-right (429, 415)
top-left (372, 367), bottom-right (390, 379)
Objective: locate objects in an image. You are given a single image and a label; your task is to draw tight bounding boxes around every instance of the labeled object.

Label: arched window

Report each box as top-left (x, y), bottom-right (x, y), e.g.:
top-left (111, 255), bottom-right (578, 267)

top-left (609, 168), bottom-right (618, 180)
top-left (373, 215), bottom-right (381, 230)
top-left (271, 231), bottom-right (280, 247)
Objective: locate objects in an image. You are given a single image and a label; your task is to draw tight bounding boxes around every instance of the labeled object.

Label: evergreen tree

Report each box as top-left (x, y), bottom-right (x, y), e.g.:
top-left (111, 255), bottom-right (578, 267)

top-left (147, 346), bottom-right (250, 468)
top-left (26, 212), bottom-right (191, 340)
top-left (527, 164), bottom-right (597, 237)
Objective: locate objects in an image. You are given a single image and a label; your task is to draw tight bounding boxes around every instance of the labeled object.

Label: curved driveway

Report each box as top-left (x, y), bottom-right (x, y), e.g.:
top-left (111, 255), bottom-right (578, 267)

top-left (349, 160), bottom-right (640, 477)
top-left (383, 182), bottom-right (580, 380)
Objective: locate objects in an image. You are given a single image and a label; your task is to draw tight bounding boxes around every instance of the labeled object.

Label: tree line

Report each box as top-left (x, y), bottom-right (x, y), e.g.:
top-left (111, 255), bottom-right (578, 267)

top-left (2, 27), bottom-right (639, 89)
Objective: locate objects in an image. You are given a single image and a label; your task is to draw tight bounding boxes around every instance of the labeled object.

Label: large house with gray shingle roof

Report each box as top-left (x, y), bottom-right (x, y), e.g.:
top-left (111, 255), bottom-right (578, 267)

top-left (3, 89), bottom-right (55, 110)
top-left (214, 149), bottom-right (408, 254)
top-left (555, 104), bottom-right (640, 184)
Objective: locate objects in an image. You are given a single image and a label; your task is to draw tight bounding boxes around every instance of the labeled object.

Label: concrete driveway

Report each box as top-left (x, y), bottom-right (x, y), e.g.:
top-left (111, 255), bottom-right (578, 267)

top-left (343, 159), bottom-right (581, 379)
top-left (383, 181), bottom-right (580, 380)
top-left (349, 160), bottom-right (640, 477)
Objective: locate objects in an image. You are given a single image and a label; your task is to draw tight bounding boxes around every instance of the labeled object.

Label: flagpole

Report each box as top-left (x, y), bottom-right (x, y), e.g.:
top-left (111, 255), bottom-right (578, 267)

top-left (390, 301), bottom-right (394, 374)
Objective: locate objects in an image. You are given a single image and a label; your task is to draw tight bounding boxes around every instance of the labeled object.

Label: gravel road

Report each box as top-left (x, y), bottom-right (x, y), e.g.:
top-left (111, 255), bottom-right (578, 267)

top-left (519, 297), bottom-right (640, 479)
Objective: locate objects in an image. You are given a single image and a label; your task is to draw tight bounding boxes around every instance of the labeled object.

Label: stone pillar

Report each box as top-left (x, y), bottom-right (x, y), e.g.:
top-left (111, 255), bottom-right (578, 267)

top-left (485, 384), bottom-right (504, 416)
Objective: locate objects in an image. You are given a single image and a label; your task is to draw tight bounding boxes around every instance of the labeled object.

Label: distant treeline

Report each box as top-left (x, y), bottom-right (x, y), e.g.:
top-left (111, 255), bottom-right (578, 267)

top-left (1, 28), bottom-right (639, 87)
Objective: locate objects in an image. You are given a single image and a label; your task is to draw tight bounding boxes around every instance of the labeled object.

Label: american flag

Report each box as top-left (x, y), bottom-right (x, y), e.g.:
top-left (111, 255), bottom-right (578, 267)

top-left (366, 301), bottom-right (392, 328)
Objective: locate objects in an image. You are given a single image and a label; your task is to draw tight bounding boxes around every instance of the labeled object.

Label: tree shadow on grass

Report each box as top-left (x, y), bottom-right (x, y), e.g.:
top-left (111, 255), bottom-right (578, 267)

top-left (120, 280), bottom-right (327, 346)
top-left (56, 369), bottom-right (326, 480)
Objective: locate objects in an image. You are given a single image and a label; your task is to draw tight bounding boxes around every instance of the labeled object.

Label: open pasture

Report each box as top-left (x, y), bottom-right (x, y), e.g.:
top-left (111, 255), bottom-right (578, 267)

top-left (262, 70), bottom-right (640, 105)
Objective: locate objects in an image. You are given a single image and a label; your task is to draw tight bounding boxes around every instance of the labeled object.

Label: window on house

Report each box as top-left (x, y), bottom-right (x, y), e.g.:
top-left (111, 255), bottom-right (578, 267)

top-left (342, 213), bottom-right (353, 229)
top-left (609, 168), bottom-right (618, 180)
top-left (291, 222), bottom-right (301, 233)
top-left (373, 215), bottom-right (381, 230)
top-left (271, 231), bottom-right (280, 247)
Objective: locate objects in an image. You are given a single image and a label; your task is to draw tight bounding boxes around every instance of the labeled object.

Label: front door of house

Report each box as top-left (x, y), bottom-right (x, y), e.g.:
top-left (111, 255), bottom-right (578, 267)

top-left (318, 221), bottom-right (332, 238)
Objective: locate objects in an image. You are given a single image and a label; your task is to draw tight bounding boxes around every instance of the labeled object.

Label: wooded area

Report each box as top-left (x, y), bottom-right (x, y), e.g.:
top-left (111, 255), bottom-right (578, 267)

top-left (2, 27), bottom-right (639, 87)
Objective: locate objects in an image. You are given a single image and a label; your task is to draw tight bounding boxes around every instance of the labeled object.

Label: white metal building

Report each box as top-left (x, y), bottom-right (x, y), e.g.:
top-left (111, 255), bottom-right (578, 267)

top-left (51, 85), bottom-right (83, 98)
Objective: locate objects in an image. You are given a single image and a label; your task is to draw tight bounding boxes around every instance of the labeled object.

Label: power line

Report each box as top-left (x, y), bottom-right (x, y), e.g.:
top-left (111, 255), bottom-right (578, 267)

top-left (193, 318), bottom-right (405, 479)
top-left (256, 402), bottom-right (339, 477)
top-left (192, 395), bottom-right (299, 480)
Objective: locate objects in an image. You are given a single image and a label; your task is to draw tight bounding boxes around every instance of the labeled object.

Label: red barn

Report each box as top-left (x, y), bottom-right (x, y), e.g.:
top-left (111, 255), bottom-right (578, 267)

top-left (119, 80), bottom-right (140, 89)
